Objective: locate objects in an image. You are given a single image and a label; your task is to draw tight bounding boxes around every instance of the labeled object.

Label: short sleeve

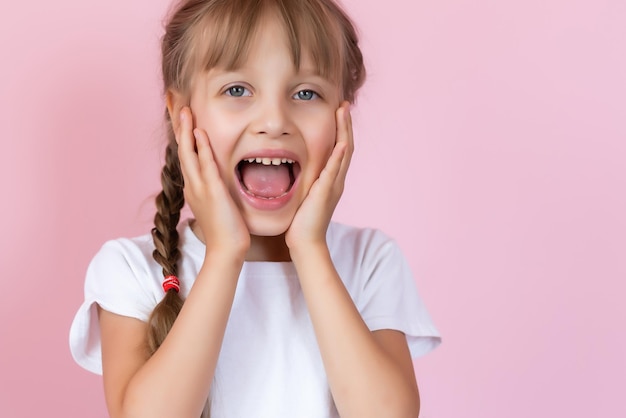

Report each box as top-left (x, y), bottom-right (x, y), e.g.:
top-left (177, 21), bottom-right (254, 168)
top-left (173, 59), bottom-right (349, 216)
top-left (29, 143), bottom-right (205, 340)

top-left (68, 239), bottom-right (157, 375)
top-left (357, 236), bottom-right (441, 359)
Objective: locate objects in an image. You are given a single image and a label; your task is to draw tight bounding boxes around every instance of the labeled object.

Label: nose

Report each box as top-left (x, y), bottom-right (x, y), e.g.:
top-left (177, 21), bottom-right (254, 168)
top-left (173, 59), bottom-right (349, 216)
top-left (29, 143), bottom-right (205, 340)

top-left (252, 96), bottom-right (293, 138)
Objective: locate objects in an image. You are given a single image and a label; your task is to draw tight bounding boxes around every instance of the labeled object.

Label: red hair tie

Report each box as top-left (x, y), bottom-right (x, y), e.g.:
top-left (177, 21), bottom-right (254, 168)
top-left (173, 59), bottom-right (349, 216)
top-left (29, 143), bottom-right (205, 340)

top-left (162, 275), bottom-right (180, 293)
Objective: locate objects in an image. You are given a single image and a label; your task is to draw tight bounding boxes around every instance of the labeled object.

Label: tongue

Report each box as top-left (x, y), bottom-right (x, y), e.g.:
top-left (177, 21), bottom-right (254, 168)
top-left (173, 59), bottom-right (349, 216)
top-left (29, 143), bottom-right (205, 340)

top-left (241, 163), bottom-right (291, 198)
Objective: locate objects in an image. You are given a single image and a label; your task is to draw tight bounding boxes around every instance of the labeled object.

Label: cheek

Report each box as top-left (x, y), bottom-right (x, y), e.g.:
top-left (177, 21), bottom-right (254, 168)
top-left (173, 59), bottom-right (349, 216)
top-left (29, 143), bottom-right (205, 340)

top-left (305, 115), bottom-right (337, 169)
top-left (193, 107), bottom-right (244, 175)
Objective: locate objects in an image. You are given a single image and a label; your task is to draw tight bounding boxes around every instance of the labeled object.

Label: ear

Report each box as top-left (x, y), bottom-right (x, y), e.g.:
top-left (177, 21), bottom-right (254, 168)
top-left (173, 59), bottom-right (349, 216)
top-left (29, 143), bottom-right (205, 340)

top-left (166, 89), bottom-right (185, 131)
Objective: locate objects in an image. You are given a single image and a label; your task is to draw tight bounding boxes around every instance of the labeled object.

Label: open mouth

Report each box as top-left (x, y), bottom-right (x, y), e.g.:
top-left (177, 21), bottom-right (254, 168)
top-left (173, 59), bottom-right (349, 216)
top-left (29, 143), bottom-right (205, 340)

top-left (236, 157), bottom-right (301, 199)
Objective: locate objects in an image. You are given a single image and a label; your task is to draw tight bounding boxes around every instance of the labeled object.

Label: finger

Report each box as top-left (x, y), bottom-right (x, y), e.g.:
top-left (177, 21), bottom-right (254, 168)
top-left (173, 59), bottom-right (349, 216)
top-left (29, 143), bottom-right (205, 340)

top-left (335, 103), bottom-right (353, 184)
top-left (193, 128), bottom-right (222, 181)
top-left (176, 107), bottom-right (201, 183)
top-left (318, 140), bottom-right (347, 186)
top-left (345, 103), bottom-right (354, 155)
top-left (303, 142), bottom-right (346, 204)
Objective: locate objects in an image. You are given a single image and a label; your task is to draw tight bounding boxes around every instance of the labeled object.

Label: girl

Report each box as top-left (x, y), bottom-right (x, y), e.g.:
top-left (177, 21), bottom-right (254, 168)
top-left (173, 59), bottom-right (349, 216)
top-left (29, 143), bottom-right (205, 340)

top-left (70, 0), bottom-right (440, 417)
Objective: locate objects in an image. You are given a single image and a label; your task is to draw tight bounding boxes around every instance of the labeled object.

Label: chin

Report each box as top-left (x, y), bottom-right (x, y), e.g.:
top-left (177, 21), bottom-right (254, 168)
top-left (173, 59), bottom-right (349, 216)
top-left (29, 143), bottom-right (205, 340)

top-left (244, 213), bottom-right (294, 237)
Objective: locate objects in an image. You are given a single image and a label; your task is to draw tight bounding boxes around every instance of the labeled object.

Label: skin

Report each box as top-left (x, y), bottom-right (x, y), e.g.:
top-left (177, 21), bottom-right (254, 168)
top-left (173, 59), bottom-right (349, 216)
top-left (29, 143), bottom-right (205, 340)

top-left (98, 12), bottom-right (420, 418)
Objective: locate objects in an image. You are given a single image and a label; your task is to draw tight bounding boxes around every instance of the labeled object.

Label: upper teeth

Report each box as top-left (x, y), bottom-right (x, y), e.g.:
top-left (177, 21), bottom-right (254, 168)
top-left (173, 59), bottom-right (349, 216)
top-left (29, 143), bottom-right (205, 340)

top-left (245, 157), bottom-right (295, 166)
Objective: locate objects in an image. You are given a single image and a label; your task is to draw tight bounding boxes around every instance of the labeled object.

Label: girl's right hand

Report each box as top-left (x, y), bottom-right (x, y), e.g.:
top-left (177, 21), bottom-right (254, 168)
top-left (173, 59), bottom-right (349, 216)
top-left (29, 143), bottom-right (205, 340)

top-left (176, 106), bottom-right (250, 258)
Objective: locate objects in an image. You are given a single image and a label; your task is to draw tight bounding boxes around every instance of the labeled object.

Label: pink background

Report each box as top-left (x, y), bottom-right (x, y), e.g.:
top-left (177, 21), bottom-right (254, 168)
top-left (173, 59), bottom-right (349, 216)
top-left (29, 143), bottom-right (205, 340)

top-left (1, 0), bottom-right (624, 416)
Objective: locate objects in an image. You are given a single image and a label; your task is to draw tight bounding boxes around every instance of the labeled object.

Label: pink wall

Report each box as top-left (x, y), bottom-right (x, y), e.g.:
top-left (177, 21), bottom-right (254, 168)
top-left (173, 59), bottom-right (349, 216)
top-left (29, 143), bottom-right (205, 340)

top-left (1, 0), bottom-right (624, 416)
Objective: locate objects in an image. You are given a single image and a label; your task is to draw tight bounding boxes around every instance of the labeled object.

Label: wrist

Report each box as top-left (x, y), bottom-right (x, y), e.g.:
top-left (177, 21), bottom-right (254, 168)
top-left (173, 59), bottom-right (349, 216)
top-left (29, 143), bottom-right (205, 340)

top-left (190, 219), bottom-right (251, 261)
top-left (203, 246), bottom-right (247, 267)
top-left (289, 240), bottom-right (330, 265)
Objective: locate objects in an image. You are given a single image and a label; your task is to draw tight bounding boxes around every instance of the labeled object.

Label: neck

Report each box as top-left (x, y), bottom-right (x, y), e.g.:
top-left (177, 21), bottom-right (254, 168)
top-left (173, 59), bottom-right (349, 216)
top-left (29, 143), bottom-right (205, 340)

top-left (246, 234), bottom-right (291, 262)
top-left (190, 220), bottom-right (291, 262)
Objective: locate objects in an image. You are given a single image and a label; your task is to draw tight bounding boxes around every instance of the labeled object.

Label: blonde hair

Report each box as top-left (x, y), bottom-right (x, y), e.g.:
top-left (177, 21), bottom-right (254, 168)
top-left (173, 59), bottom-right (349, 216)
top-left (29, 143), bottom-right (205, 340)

top-left (147, 0), bottom-right (365, 415)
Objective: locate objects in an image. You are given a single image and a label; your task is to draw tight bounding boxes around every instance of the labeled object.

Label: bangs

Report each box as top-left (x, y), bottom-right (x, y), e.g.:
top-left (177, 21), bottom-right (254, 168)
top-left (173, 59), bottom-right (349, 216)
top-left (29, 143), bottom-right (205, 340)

top-left (191, 0), bottom-right (343, 83)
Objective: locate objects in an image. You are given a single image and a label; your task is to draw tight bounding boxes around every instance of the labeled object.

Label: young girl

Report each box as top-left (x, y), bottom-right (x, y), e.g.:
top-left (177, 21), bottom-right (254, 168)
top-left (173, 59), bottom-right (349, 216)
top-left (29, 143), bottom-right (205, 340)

top-left (70, 0), bottom-right (440, 416)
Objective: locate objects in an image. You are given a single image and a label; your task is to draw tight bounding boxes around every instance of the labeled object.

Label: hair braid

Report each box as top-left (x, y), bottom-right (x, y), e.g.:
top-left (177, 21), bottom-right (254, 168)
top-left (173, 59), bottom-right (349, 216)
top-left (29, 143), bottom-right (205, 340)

top-left (147, 117), bottom-right (185, 354)
top-left (147, 118), bottom-right (211, 417)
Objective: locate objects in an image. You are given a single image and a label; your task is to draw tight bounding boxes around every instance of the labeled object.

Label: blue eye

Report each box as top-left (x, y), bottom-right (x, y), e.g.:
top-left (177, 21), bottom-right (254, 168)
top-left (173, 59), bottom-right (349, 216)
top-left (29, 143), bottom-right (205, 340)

top-left (225, 86), bottom-right (251, 97)
top-left (294, 89), bottom-right (318, 101)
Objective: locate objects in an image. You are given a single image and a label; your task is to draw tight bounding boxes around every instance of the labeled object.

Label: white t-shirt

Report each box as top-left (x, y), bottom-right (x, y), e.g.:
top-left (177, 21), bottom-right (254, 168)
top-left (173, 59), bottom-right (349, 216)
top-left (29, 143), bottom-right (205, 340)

top-left (69, 220), bottom-right (440, 417)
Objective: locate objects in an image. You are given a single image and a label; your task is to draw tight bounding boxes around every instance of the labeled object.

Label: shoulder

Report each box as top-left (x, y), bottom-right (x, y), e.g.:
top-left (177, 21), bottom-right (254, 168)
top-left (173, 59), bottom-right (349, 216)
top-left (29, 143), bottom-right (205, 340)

top-left (90, 219), bottom-right (201, 279)
top-left (84, 231), bottom-right (160, 311)
top-left (327, 222), bottom-right (405, 284)
top-left (86, 220), bottom-right (204, 302)
top-left (328, 221), bottom-right (394, 248)
top-left (327, 222), bottom-right (398, 262)
top-left (86, 232), bottom-right (158, 293)
top-left (93, 233), bottom-right (155, 270)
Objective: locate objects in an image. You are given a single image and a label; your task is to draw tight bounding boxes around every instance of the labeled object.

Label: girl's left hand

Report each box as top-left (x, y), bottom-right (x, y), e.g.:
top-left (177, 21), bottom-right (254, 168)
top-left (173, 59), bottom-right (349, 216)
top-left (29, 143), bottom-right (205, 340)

top-left (285, 102), bottom-right (353, 252)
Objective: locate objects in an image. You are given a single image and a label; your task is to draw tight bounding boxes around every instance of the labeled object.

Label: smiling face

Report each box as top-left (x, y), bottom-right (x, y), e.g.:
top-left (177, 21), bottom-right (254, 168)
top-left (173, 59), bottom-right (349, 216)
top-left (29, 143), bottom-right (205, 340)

top-left (186, 13), bottom-right (342, 238)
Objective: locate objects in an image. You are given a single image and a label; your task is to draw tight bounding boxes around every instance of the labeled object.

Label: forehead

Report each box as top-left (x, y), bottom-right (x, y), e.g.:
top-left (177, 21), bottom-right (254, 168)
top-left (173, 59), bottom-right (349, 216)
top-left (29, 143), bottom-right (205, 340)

top-left (191, 3), bottom-right (342, 83)
top-left (233, 18), bottom-right (320, 74)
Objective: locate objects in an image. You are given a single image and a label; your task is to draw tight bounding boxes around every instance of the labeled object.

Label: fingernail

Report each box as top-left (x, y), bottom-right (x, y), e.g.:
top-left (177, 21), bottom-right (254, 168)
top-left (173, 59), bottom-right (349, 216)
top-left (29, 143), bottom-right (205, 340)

top-left (180, 111), bottom-right (186, 124)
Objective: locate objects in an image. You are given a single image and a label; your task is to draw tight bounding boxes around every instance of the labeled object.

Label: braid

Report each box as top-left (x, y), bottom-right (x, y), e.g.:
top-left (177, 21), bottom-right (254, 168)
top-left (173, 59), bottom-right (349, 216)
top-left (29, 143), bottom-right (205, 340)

top-left (151, 127), bottom-right (184, 278)
top-left (146, 114), bottom-right (211, 417)
top-left (147, 114), bottom-right (185, 354)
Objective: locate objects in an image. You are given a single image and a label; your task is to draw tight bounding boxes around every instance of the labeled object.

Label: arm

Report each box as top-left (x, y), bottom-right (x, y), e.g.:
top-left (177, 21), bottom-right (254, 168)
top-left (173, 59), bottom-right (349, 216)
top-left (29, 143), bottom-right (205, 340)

top-left (290, 245), bottom-right (420, 418)
top-left (100, 106), bottom-right (250, 418)
top-left (287, 104), bottom-right (419, 417)
top-left (99, 253), bottom-right (242, 418)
